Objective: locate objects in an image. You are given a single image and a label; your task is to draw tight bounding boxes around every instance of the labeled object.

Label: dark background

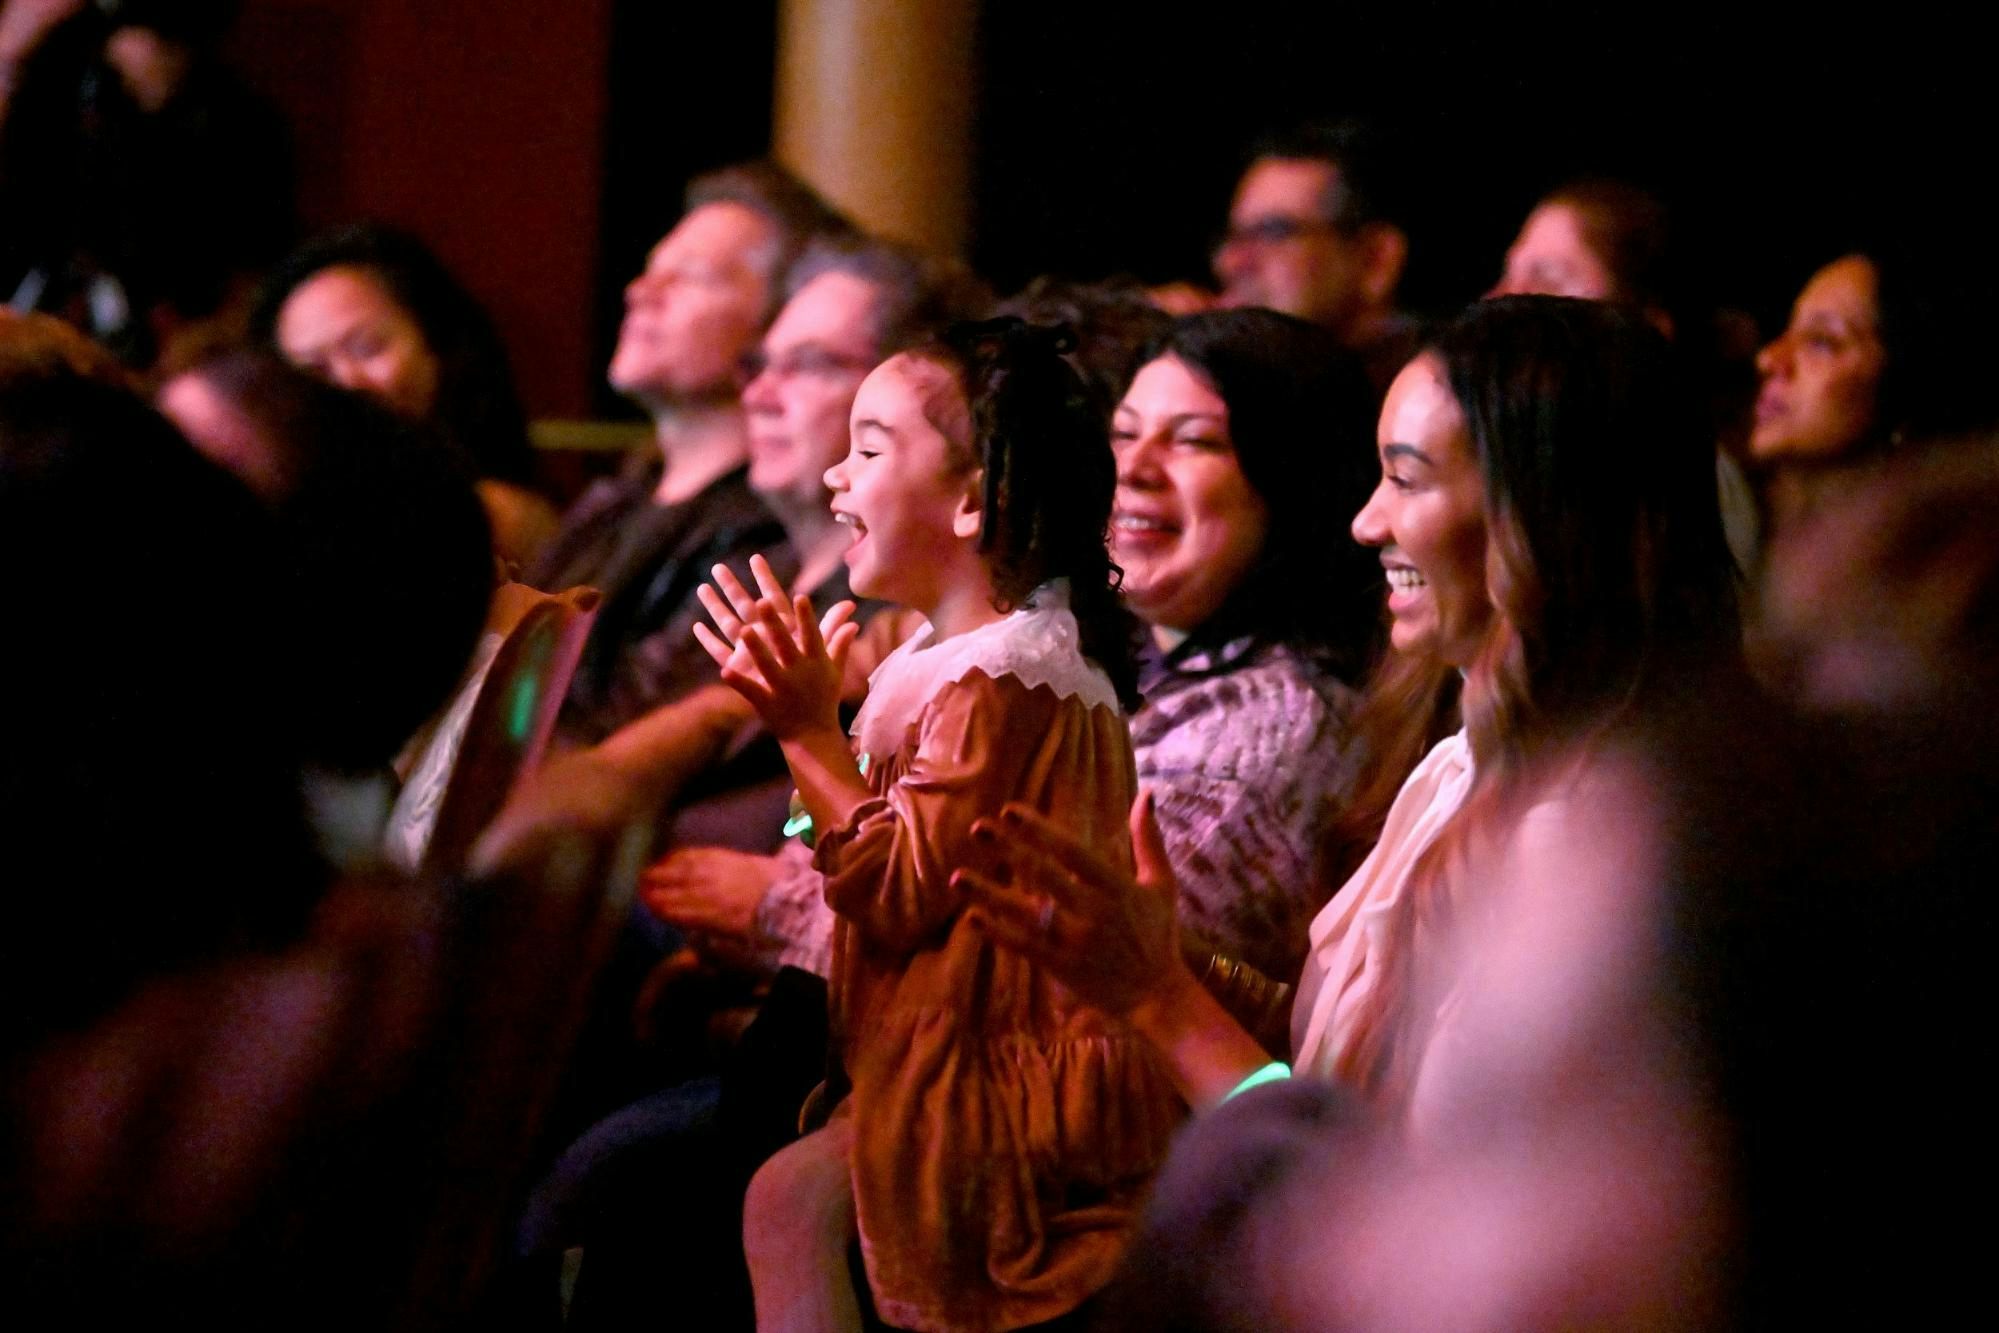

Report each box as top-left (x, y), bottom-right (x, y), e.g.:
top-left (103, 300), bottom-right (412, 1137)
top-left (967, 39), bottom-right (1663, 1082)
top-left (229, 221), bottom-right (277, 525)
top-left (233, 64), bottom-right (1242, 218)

top-left (962, 0), bottom-right (1985, 328)
top-left (233, 1), bottom-right (1984, 416)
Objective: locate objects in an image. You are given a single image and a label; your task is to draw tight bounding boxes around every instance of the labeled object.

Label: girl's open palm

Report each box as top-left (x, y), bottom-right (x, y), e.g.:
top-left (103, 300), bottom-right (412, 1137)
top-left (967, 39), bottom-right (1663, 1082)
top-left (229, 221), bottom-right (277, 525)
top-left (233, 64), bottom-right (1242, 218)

top-left (693, 554), bottom-right (858, 740)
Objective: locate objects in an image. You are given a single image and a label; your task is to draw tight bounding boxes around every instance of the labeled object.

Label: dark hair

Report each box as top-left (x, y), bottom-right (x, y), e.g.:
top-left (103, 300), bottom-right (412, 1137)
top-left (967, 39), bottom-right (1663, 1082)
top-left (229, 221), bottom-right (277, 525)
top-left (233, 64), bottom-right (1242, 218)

top-left (685, 162), bottom-right (857, 323)
top-left (1433, 295), bottom-right (1740, 776)
top-left (175, 348), bottom-right (494, 774)
top-left (994, 275), bottom-right (1173, 423)
top-left (1247, 118), bottom-right (1406, 233)
top-left (1129, 309), bottom-right (1382, 681)
top-left (97, 0), bottom-right (240, 44)
top-left (1, 373), bottom-right (319, 1045)
top-left (780, 233), bottom-right (990, 359)
top-left (1862, 238), bottom-right (1999, 445)
top-left (911, 318), bottom-right (1143, 711)
top-left (1336, 297), bottom-right (1741, 1099)
top-left (249, 223), bottom-right (538, 486)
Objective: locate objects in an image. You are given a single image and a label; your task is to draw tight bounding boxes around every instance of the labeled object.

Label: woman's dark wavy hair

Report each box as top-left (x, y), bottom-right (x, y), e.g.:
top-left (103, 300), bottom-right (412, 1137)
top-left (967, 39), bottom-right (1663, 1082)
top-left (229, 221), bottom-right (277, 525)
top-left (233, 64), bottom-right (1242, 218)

top-left (249, 222), bottom-right (537, 486)
top-left (1130, 309), bottom-right (1382, 683)
top-left (910, 317), bottom-right (1143, 711)
top-left (1336, 297), bottom-right (1742, 1101)
top-left (1436, 295), bottom-right (1741, 778)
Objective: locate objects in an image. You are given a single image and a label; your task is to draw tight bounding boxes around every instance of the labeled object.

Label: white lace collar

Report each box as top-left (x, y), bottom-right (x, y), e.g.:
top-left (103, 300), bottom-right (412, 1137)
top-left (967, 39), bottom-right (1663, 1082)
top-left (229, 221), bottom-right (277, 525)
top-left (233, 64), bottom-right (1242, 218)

top-left (850, 582), bottom-right (1121, 761)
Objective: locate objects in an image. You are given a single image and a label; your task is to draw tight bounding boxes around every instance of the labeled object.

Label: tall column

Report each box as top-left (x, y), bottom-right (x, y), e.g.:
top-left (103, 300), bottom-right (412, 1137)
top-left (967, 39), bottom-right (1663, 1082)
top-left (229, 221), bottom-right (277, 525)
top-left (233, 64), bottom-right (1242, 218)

top-left (772, 0), bottom-right (976, 255)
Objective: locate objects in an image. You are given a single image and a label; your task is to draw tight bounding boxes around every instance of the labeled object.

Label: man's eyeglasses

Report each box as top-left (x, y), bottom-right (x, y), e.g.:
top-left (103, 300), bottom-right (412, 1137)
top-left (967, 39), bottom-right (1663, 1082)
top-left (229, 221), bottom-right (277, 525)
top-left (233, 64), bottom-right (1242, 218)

top-left (1212, 215), bottom-right (1343, 255)
top-left (740, 345), bottom-right (878, 381)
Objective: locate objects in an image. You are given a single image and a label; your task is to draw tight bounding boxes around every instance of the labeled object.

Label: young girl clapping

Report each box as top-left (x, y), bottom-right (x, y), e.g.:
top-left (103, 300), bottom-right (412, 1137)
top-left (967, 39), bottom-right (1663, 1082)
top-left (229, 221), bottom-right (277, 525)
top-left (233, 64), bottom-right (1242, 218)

top-left (695, 321), bottom-right (1181, 1331)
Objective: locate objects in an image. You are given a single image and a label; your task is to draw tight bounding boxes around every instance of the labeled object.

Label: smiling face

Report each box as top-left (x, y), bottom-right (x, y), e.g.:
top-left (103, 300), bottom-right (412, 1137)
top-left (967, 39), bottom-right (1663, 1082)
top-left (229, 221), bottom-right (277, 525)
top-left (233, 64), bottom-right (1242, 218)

top-left (274, 265), bottom-right (440, 419)
top-left (1351, 353), bottom-right (1491, 665)
top-left (1490, 202), bottom-right (1618, 301)
top-left (1110, 355), bottom-right (1270, 635)
top-left (823, 354), bottom-right (981, 613)
top-left (1750, 255), bottom-right (1885, 462)
top-left (741, 271), bottom-right (883, 516)
top-left (607, 201), bottom-right (777, 405)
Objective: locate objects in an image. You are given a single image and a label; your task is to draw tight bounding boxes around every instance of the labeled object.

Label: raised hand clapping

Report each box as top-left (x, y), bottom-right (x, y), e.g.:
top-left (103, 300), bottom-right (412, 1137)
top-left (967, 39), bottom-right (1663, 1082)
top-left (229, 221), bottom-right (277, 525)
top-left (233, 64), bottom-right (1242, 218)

top-left (693, 553), bottom-right (858, 741)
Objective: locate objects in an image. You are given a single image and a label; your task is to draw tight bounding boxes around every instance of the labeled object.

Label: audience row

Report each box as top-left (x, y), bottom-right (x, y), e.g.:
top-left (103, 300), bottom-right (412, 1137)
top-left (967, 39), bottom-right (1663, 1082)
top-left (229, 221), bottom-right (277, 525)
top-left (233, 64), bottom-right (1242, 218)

top-left (6, 84), bottom-right (1999, 1332)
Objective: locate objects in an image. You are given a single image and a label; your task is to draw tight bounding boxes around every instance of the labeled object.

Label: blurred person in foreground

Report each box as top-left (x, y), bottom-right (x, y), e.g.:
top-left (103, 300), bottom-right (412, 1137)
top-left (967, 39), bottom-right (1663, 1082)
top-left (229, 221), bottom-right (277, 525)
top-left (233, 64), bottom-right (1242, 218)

top-left (5, 338), bottom-right (635, 1329)
top-left (157, 345), bottom-right (494, 862)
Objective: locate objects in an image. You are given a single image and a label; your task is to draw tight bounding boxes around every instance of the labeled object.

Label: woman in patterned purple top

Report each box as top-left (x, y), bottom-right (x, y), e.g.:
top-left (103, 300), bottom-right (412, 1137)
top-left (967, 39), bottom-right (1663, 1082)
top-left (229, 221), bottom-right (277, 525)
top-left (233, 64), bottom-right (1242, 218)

top-left (1109, 308), bottom-right (1383, 979)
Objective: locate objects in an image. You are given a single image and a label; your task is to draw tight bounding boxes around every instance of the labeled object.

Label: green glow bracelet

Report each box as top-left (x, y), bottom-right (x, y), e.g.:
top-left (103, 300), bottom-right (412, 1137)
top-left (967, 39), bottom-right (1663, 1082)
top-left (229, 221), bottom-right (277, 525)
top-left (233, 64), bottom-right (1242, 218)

top-left (1222, 1061), bottom-right (1292, 1102)
top-left (781, 751), bottom-right (871, 848)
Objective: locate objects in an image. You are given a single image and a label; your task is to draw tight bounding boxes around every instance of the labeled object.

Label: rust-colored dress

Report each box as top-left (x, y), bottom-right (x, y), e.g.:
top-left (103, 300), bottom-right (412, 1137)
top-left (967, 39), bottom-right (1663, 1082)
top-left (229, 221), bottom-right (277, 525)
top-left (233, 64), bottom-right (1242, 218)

top-left (814, 607), bottom-right (1183, 1332)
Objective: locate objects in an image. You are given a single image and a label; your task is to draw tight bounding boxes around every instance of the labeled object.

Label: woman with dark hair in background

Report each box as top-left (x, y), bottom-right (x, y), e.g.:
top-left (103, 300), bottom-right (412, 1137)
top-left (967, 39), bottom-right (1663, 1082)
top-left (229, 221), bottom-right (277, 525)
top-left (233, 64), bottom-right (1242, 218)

top-left (251, 221), bottom-right (559, 570)
top-left (1746, 238), bottom-right (1999, 552)
top-left (1749, 240), bottom-right (1996, 469)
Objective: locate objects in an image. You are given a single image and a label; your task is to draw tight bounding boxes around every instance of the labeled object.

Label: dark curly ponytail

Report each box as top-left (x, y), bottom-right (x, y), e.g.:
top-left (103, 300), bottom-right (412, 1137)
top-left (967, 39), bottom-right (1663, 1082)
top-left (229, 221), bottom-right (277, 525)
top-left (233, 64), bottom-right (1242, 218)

top-left (915, 317), bottom-right (1143, 711)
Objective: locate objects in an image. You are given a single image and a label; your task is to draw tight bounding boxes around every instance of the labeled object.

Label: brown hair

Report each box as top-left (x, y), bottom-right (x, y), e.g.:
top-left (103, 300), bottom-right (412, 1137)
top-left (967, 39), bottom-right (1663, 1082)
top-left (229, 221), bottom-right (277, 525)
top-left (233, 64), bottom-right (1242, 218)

top-left (1335, 296), bottom-right (1740, 1101)
top-left (903, 319), bottom-right (1144, 711)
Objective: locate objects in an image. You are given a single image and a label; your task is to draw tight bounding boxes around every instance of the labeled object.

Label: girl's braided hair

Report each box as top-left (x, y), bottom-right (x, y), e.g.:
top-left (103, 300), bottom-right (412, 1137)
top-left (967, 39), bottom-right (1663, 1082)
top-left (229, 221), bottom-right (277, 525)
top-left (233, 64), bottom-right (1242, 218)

top-left (917, 316), bottom-right (1143, 711)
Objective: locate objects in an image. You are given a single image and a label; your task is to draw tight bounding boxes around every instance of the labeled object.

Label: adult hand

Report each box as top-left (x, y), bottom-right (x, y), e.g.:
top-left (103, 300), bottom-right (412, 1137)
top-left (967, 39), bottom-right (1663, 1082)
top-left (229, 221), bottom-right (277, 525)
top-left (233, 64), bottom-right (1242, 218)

top-left (641, 845), bottom-right (782, 973)
top-left (693, 553), bottom-right (857, 741)
top-left (955, 789), bottom-right (1185, 1018)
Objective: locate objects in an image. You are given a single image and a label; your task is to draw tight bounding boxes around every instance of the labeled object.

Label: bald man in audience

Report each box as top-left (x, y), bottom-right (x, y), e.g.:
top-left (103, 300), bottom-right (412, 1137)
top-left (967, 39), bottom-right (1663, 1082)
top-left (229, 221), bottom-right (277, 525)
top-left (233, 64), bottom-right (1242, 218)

top-left (1212, 121), bottom-right (1421, 394)
top-left (532, 163), bottom-right (851, 744)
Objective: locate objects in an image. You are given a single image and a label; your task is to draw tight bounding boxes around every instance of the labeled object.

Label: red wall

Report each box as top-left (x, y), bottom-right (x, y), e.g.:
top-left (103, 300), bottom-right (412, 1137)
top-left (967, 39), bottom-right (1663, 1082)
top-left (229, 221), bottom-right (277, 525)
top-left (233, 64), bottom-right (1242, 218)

top-left (229, 0), bottom-right (611, 416)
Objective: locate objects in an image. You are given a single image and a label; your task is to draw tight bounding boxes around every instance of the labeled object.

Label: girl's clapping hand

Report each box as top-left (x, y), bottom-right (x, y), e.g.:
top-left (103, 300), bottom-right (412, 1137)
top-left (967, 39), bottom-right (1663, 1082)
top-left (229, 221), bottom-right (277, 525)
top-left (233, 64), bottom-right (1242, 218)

top-left (694, 553), bottom-right (858, 741)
